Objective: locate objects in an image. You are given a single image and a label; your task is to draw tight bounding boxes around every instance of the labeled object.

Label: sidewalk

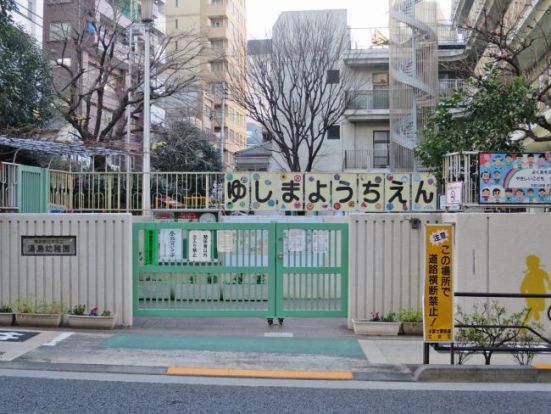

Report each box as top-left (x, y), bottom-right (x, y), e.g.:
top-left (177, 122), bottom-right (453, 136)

top-left (2, 317), bottom-right (551, 382)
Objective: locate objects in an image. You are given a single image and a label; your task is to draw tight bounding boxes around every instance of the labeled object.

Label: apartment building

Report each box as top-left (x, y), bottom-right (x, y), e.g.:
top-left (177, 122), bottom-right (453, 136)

top-left (12, 0), bottom-right (44, 43)
top-left (165, 0), bottom-right (248, 169)
top-left (237, 6), bottom-right (465, 173)
top-left (43, 0), bottom-right (169, 161)
top-left (343, 2), bottom-right (465, 171)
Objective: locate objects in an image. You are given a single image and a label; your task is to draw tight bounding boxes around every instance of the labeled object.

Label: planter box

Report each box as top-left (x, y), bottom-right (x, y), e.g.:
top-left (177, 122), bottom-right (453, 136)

top-left (401, 322), bottom-right (423, 336)
top-left (352, 319), bottom-right (402, 336)
top-left (67, 315), bottom-right (116, 329)
top-left (16, 313), bottom-right (62, 327)
top-left (223, 283), bottom-right (269, 302)
top-left (0, 312), bottom-right (14, 326)
top-left (174, 283), bottom-right (221, 301)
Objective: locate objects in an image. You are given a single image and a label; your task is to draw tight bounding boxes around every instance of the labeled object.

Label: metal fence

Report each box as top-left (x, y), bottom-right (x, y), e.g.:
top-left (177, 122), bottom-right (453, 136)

top-left (442, 151), bottom-right (479, 206)
top-left (49, 170), bottom-right (225, 213)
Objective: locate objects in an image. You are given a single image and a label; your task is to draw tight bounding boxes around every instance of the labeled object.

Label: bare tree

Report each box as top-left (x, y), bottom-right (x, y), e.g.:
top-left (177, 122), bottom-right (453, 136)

top-left (452, 0), bottom-right (551, 140)
top-left (229, 11), bottom-right (360, 172)
top-left (50, 1), bottom-right (207, 149)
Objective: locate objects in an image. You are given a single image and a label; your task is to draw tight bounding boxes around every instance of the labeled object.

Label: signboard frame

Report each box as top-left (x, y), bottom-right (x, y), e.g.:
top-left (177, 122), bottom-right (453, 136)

top-left (423, 224), bottom-right (454, 343)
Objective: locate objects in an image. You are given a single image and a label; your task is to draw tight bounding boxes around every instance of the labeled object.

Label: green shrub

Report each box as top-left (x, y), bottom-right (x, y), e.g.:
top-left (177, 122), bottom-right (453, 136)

top-left (36, 301), bottom-right (66, 314)
top-left (380, 312), bottom-right (398, 322)
top-left (15, 298), bottom-right (38, 314)
top-left (101, 310), bottom-right (112, 317)
top-left (455, 301), bottom-right (541, 365)
top-left (15, 298), bottom-right (66, 314)
top-left (397, 309), bottom-right (423, 323)
top-left (70, 304), bottom-right (86, 315)
top-left (0, 304), bottom-right (13, 313)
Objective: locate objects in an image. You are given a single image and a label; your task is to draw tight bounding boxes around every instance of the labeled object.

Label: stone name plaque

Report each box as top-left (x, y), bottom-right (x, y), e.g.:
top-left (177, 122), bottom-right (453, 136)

top-left (21, 236), bottom-right (77, 256)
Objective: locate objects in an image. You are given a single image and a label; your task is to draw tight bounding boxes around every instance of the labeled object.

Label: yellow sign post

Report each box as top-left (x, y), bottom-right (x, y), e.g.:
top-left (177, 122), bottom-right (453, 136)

top-left (424, 224), bottom-right (454, 342)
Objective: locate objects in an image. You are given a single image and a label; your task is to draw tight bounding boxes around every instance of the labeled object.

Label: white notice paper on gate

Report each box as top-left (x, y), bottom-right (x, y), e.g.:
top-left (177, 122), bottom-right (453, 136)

top-left (287, 229), bottom-right (306, 252)
top-left (188, 230), bottom-right (212, 262)
top-left (158, 229), bottom-right (183, 262)
top-left (312, 230), bottom-right (329, 254)
top-left (217, 230), bottom-right (235, 253)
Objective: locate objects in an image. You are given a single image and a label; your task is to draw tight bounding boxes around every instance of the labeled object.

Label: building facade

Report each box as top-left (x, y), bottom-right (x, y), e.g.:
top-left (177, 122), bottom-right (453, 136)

top-left (11, 0), bottom-right (44, 43)
top-left (165, 0), bottom-right (248, 169)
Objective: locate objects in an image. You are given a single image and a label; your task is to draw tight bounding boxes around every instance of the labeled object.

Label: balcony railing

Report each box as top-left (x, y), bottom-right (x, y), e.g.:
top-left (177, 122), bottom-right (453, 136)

top-left (347, 89), bottom-right (389, 110)
top-left (438, 79), bottom-right (465, 99)
top-left (344, 150), bottom-right (390, 170)
top-left (344, 150), bottom-right (372, 169)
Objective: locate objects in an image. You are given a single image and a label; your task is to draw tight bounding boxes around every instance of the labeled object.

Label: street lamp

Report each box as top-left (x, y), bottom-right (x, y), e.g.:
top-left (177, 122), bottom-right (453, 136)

top-left (141, 0), bottom-right (154, 215)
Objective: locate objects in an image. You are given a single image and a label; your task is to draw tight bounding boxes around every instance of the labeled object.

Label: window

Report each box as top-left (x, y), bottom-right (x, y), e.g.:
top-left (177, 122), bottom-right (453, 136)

top-left (210, 18), bottom-right (224, 28)
top-left (210, 0), bottom-right (223, 5)
top-left (327, 125), bottom-right (340, 140)
top-left (372, 72), bottom-right (388, 87)
top-left (175, 0), bottom-right (178, 6)
top-left (100, 109), bottom-right (113, 128)
top-left (210, 39), bottom-right (224, 49)
top-left (105, 74), bottom-right (119, 94)
top-left (373, 131), bottom-right (390, 168)
top-left (326, 70), bottom-right (340, 84)
top-left (210, 61), bottom-right (224, 72)
top-left (49, 22), bottom-right (71, 41)
top-left (52, 57), bottom-right (71, 67)
top-left (175, 18), bottom-right (178, 29)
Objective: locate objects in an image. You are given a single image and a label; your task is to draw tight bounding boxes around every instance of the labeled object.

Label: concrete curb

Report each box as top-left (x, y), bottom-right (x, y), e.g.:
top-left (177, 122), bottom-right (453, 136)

top-left (413, 364), bottom-right (551, 383)
top-left (0, 361), bottom-right (167, 376)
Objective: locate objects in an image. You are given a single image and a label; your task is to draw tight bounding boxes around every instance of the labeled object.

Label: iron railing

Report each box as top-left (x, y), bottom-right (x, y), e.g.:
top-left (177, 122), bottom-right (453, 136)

top-left (424, 291), bottom-right (551, 365)
top-left (49, 170), bottom-right (225, 213)
top-left (0, 162), bottom-right (19, 211)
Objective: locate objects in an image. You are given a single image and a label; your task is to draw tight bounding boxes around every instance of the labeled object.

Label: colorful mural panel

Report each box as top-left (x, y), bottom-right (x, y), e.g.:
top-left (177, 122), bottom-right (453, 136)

top-left (479, 152), bottom-right (551, 204)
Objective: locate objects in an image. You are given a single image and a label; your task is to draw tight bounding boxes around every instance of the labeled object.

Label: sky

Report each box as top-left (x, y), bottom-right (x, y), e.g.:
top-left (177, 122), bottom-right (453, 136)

top-left (246, 0), bottom-right (452, 39)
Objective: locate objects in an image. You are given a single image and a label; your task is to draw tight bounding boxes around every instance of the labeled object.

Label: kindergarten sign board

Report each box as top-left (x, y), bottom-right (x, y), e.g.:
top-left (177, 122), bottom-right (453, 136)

top-left (479, 152), bottom-right (551, 204)
top-left (224, 172), bottom-right (438, 212)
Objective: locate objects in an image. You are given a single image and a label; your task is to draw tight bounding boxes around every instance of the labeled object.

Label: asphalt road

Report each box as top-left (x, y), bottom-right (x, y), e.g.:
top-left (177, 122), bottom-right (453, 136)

top-left (1, 370), bottom-right (550, 414)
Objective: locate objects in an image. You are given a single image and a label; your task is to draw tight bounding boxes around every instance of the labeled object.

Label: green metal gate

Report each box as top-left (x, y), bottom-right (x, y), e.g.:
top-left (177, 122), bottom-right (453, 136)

top-left (133, 221), bottom-right (347, 319)
top-left (17, 165), bottom-right (49, 213)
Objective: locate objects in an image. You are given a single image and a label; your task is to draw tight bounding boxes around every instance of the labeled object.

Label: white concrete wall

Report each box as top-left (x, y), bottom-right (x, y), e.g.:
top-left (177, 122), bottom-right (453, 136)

top-left (0, 214), bottom-right (133, 326)
top-left (349, 212), bottom-right (551, 332)
top-left (443, 213), bottom-right (551, 332)
top-left (348, 213), bottom-right (442, 328)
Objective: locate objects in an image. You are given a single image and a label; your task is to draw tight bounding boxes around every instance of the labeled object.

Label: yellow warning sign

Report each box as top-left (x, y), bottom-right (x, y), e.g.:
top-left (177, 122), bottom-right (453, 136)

top-left (424, 224), bottom-right (454, 342)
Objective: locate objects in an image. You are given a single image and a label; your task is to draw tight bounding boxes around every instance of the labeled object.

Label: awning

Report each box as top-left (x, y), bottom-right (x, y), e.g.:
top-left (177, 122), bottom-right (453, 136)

top-left (0, 136), bottom-right (137, 157)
